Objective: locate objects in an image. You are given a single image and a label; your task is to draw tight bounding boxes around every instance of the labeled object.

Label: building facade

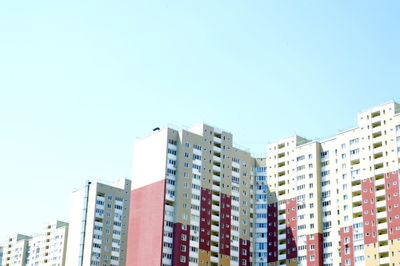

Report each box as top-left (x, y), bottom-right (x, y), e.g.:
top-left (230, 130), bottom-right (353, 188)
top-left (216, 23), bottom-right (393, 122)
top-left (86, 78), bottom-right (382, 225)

top-left (128, 124), bottom-right (257, 266)
top-left (1, 221), bottom-right (68, 266)
top-left (65, 179), bottom-right (131, 266)
top-left (127, 101), bottom-right (400, 266)
top-left (255, 101), bottom-right (400, 266)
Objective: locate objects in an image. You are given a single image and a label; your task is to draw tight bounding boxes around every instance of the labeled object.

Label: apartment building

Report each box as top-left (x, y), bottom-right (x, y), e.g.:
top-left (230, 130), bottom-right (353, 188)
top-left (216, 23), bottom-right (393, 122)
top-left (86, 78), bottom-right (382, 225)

top-left (65, 179), bottom-right (131, 266)
top-left (127, 124), bottom-right (257, 266)
top-left (127, 101), bottom-right (400, 266)
top-left (256, 101), bottom-right (400, 266)
top-left (0, 246), bottom-right (3, 266)
top-left (1, 221), bottom-right (68, 266)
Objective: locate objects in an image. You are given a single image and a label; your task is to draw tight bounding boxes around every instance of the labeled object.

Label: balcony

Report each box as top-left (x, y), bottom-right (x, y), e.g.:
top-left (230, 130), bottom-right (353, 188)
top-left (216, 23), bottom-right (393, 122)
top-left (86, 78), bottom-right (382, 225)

top-left (212, 204), bottom-right (219, 212)
top-left (165, 192), bottom-right (175, 202)
top-left (213, 146), bottom-right (221, 153)
top-left (378, 233), bottom-right (388, 242)
top-left (210, 255), bottom-right (218, 263)
top-left (278, 161), bottom-right (286, 168)
top-left (372, 123), bottom-right (382, 134)
top-left (212, 184), bottom-right (221, 192)
top-left (213, 136), bottom-right (221, 144)
top-left (377, 222), bottom-right (387, 231)
top-left (353, 216), bottom-right (363, 226)
top-left (375, 162), bottom-right (384, 170)
top-left (352, 184), bottom-right (361, 193)
top-left (213, 155), bottom-right (221, 163)
top-left (278, 234), bottom-right (286, 240)
top-left (211, 235), bottom-right (219, 243)
top-left (374, 146), bottom-right (383, 154)
top-left (374, 156), bottom-right (384, 165)
top-left (377, 210), bottom-right (388, 220)
top-left (373, 141), bottom-right (383, 149)
top-left (211, 215), bottom-right (220, 222)
top-left (352, 195), bottom-right (362, 203)
top-left (376, 200), bottom-right (386, 209)
top-left (378, 244), bottom-right (389, 253)
top-left (278, 214), bottom-right (286, 221)
top-left (211, 245), bottom-right (219, 253)
top-left (278, 224), bottom-right (286, 230)
top-left (375, 177), bottom-right (385, 186)
top-left (376, 188), bottom-right (386, 198)
top-left (211, 225), bottom-right (219, 232)
top-left (379, 257), bottom-right (390, 265)
top-left (371, 110), bottom-right (381, 118)
top-left (212, 194), bottom-right (220, 202)
top-left (212, 175), bottom-right (221, 182)
top-left (213, 165), bottom-right (221, 172)
top-left (278, 254), bottom-right (286, 261)
top-left (353, 206), bottom-right (362, 215)
top-left (278, 244), bottom-right (286, 250)
top-left (372, 120), bottom-right (382, 128)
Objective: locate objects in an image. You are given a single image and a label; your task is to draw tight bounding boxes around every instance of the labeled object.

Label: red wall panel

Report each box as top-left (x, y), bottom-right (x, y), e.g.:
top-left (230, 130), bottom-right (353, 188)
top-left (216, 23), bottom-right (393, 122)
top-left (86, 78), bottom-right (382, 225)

top-left (172, 222), bottom-right (190, 265)
top-left (219, 193), bottom-right (231, 256)
top-left (267, 203), bottom-right (278, 263)
top-left (306, 233), bottom-right (323, 266)
top-left (340, 226), bottom-right (354, 266)
top-left (286, 198), bottom-right (297, 259)
top-left (361, 177), bottom-right (378, 244)
top-left (127, 180), bottom-right (166, 266)
top-left (385, 170), bottom-right (400, 240)
top-left (239, 238), bottom-right (250, 265)
top-left (199, 188), bottom-right (212, 251)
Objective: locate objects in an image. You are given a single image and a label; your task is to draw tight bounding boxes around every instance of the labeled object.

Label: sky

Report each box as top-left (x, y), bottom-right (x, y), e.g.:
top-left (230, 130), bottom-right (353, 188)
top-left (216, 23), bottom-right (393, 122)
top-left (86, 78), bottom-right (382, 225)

top-left (0, 0), bottom-right (399, 242)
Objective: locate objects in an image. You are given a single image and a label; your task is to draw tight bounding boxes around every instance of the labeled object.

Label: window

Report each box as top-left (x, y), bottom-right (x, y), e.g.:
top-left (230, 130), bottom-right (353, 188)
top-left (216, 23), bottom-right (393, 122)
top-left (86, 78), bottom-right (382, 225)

top-left (321, 170), bottom-right (330, 177)
top-left (350, 138), bottom-right (359, 145)
top-left (167, 149), bottom-right (176, 155)
top-left (193, 144), bottom-right (202, 150)
top-left (297, 155), bottom-right (305, 161)
top-left (350, 148), bottom-right (360, 155)
top-left (168, 139), bottom-right (177, 145)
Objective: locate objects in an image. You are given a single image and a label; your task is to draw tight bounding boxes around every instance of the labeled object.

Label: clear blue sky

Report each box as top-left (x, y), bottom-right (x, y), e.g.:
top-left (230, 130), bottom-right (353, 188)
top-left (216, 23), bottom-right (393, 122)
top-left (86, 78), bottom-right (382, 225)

top-left (0, 0), bottom-right (399, 241)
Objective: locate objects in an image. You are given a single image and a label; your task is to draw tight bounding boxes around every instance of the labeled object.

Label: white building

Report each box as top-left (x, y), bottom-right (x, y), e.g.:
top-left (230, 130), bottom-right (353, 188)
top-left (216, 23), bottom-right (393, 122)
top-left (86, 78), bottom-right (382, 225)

top-left (1, 221), bottom-right (68, 266)
top-left (65, 179), bottom-right (131, 266)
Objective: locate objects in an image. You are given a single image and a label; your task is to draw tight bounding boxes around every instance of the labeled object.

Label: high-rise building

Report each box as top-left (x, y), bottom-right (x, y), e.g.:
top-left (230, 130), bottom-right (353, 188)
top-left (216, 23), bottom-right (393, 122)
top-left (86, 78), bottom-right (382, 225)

top-left (127, 101), bottom-right (400, 266)
top-left (65, 179), bottom-right (131, 266)
top-left (258, 101), bottom-right (400, 266)
top-left (1, 221), bottom-right (68, 266)
top-left (1, 234), bottom-right (30, 266)
top-left (127, 124), bottom-right (257, 266)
